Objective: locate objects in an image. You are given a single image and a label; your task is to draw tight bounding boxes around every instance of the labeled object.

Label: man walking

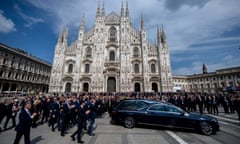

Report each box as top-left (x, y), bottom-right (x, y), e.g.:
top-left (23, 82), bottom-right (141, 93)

top-left (87, 98), bottom-right (97, 136)
top-left (71, 101), bottom-right (90, 143)
top-left (0, 98), bottom-right (8, 131)
top-left (13, 101), bottom-right (37, 144)
top-left (4, 98), bottom-right (19, 129)
top-left (234, 95), bottom-right (240, 125)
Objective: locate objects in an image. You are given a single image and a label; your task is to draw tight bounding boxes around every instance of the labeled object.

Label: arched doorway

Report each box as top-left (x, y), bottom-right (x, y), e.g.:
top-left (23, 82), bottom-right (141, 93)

top-left (65, 82), bottom-right (71, 93)
top-left (134, 83), bottom-right (140, 92)
top-left (83, 83), bottom-right (89, 92)
top-left (152, 83), bottom-right (158, 92)
top-left (10, 83), bottom-right (17, 91)
top-left (2, 83), bottom-right (9, 91)
top-left (107, 77), bottom-right (116, 92)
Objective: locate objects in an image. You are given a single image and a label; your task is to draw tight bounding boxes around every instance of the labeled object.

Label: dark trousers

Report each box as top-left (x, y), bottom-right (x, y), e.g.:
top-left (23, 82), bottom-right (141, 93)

top-left (41, 111), bottom-right (49, 123)
top-left (87, 118), bottom-right (95, 135)
top-left (198, 105), bottom-right (203, 114)
top-left (213, 105), bottom-right (218, 115)
top-left (13, 129), bottom-right (30, 144)
top-left (4, 115), bottom-right (16, 128)
top-left (207, 105), bottom-right (212, 114)
top-left (237, 110), bottom-right (240, 122)
top-left (50, 116), bottom-right (56, 130)
top-left (61, 116), bottom-right (69, 135)
top-left (50, 115), bottom-right (61, 130)
top-left (0, 114), bottom-right (5, 123)
top-left (71, 125), bottom-right (83, 141)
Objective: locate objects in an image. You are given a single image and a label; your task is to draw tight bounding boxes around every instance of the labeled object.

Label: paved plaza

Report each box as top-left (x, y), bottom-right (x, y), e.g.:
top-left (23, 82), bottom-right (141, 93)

top-left (0, 110), bottom-right (240, 144)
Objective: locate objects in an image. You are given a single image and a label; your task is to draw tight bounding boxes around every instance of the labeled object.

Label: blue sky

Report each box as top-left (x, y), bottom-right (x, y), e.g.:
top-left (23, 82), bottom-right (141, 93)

top-left (0, 0), bottom-right (240, 75)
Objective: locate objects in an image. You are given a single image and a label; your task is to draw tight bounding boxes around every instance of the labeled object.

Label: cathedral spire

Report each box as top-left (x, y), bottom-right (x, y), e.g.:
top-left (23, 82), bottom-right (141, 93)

top-left (161, 25), bottom-right (166, 43)
top-left (78, 14), bottom-right (85, 41)
top-left (57, 32), bottom-right (63, 43)
top-left (125, 0), bottom-right (129, 17)
top-left (157, 25), bottom-right (160, 44)
top-left (141, 14), bottom-right (145, 31)
top-left (101, 1), bottom-right (105, 17)
top-left (64, 26), bottom-right (68, 41)
top-left (62, 26), bottom-right (68, 46)
top-left (80, 13), bottom-right (85, 31)
top-left (121, 0), bottom-right (124, 17)
top-left (96, 0), bottom-right (101, 17)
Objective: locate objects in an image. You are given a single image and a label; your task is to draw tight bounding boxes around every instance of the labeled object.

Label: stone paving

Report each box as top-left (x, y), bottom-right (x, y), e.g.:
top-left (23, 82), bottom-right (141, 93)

top-left (0, 112), bottom-right (169, 144)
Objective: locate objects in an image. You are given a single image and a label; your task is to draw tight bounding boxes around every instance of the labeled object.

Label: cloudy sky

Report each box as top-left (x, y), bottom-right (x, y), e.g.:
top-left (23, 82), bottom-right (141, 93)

top-left (0, 0), bottom-right (240, 75)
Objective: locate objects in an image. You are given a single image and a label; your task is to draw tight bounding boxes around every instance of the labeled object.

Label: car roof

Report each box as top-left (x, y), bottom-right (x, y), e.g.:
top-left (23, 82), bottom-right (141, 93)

top-left (119, 99), bottom-right (161, 104)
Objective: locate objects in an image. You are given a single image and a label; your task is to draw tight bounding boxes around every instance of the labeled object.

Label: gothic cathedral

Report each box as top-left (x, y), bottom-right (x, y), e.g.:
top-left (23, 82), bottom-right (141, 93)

top-left (49, 1), bottom-right (173, 93)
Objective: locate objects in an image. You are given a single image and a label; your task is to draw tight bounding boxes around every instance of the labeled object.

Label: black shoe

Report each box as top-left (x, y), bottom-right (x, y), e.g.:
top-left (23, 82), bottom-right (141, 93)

top-left (52, 128), bottom-right (55, 132)
top-left (78, 140), bottom-right (84, 143)
top-left (61, 133), bottom-right (65, 137)
top-left (71, 135), bottom-right (75, 141)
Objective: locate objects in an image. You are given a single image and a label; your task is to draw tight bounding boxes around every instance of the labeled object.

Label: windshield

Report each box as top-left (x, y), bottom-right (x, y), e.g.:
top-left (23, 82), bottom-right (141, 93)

top-left (118, 101), bottom-right (149, 111)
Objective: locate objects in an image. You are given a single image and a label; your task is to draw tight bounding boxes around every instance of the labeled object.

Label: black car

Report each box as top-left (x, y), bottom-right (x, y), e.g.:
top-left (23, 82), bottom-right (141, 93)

top-left (111, 99), bottom-right (219, 135)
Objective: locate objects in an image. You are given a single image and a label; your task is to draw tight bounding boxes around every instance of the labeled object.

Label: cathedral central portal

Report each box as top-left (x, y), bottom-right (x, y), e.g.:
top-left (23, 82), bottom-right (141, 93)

top-left (107, 77), bottom-right (116, 92)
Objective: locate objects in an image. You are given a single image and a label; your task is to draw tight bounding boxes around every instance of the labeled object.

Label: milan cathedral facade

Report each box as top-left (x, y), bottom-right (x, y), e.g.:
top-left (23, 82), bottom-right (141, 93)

top-left (49, 2), bottom-right (173, 93)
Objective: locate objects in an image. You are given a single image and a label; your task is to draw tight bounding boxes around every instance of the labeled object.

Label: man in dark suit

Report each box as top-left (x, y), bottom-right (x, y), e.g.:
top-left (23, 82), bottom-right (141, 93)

top-left (0, 98), bottom-right (8, 131)
top-left (4, 98), bottom-right (19, 129)
top-left (61, 97), bottom-right (75, 136)
top-left (234, 95), bottom-right (240, 125)
top-left (70, 101), bottom-right (90, 143)
top-left (86, 98), bottom-right (97, 136)
top-left (13, 101), bottom-right (37, 144)
top-left (49, 97), bottom-right (60, 132)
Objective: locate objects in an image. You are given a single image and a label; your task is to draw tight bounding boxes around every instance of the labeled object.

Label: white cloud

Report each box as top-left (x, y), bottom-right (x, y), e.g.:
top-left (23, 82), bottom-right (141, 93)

top-left (174, 54), bottom-right (240, 75)
top-left (223, 55), bottom-right (233, 61)
top-left (23, 0), bottom-right (240, 74)
top-left (0, 10), bottom-right (16, 33)
top-left (164, 0), bottom-right (210, 11)
top-left (196, 36), bottom-right (240, 45)
top-left (14, 4), bottom-right (44, 28)
top-left (23, 0), bottom-right (240, 43)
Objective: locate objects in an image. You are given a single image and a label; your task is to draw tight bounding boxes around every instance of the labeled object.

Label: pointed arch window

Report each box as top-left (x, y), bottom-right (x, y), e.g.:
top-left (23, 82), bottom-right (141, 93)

top-left (86, 46), bottom-right (92, 58)
top-left (134, 63), bottom-right (139, 73)
top-left (109, 50), bottom-right (115, 61)
top-left (109, 27), bottom-right (117, 41)
top-left (133, 47), bottom-right (139, 57)
top-left (85, 64), bottom-right (90, 73)
top-left (68, 64), bottom-right (73, 73)
top-left (151, 63), bottom-right (156, 73)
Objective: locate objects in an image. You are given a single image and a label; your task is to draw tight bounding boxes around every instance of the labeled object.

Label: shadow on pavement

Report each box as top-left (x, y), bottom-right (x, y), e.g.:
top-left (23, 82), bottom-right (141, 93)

top-left (31, 136), bottom-right (43, 144)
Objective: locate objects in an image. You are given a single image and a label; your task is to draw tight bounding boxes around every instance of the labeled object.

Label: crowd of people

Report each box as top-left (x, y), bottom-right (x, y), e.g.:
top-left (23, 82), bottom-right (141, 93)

top-left (0, 92), bottom-right (240, 144)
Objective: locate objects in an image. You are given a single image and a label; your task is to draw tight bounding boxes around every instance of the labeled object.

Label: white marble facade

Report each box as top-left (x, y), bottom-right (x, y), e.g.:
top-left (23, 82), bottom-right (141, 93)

top-left (49, 2), bottom-right (173, 93)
